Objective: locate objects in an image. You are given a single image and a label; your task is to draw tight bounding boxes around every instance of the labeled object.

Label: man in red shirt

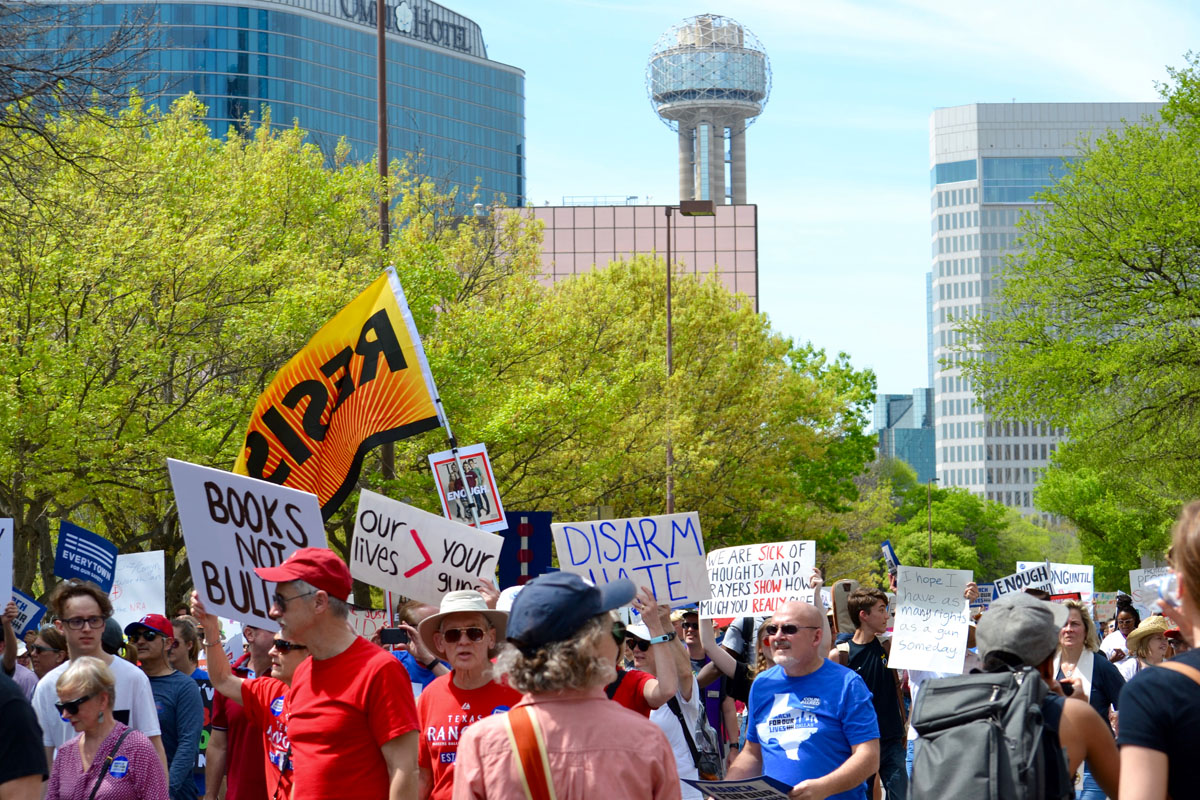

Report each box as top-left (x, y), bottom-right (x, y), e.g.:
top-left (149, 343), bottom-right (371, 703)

top-left (256, 548), bottom-right (419, 800)
top-left (415, 591), bottom-right (521, 800)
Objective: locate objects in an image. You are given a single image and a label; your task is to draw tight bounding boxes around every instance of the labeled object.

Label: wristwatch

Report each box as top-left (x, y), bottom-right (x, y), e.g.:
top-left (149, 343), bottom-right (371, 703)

top-left (424, 658), bottom-right (440, 671)
top-left (647, 632), bottom-right (676, 645)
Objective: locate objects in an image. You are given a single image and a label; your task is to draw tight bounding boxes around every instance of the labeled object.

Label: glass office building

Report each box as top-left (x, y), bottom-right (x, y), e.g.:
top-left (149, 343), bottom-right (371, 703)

top-left (928, 103), bottom-right (1160, 514)
top-left (35, 0), bottom-right (525, 204)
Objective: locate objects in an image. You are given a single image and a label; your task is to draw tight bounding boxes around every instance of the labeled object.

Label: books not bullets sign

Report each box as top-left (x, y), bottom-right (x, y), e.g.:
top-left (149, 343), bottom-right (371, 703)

top-left (169, 458), bottom-right (326, 630)
top-left (351, 489), bottom-right (504, 605)
top-left (699, 540), bottom-right (816, 618)
top-left (552, 512), bottom-right (710, 607)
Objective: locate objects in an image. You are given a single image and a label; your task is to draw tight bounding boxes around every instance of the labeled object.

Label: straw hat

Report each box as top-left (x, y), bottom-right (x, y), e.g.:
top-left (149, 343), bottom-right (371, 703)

top-left (417, 591), bottom-right (508, 658)
top-left (1124, 615), bottom-right (1170, 655)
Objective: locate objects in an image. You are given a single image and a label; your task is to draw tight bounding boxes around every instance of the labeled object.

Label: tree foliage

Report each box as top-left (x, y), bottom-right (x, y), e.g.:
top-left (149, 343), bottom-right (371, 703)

top-left (960, 54), bottom-right (1200, 570)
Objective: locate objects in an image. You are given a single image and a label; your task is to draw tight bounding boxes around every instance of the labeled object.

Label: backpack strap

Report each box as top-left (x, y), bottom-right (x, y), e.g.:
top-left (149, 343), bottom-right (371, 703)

top-left (666, 696), bottom-right (703, 769)
top-left (88, 728), bottom-right (134, 800)
top-left (501, 706), bottom-right (557, 800)
top-left (1162, 660), bottom-right (1200, 686)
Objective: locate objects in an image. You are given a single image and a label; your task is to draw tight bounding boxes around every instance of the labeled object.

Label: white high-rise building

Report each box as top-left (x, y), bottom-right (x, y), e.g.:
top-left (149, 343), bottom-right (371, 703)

top-left (928, 103), bottom-right (1161, 514)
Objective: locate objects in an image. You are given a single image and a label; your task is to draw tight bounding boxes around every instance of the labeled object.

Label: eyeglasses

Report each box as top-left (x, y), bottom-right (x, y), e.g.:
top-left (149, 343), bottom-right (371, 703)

top-left (611, 620), bottom-right (626, 646)
top-left (272, 591), bottom-right (316, 610)
top-left (63, 616), bottom-right (106, 631)
top-left (129, 630), bottom-right (162, 643)
top-left (31, 644), bottom-right (62, 654)
top-left (627, 638), bottom-right (652, 652)
top-left (272, 639), bottom-right (308, 654)
top-left (680, 622), bottom-right (699, 631)
top-left (441, 627), bottom-right (485, 643)
top-left (55, 695), bottom-right (92, 715)
top-left (763, 624), bottom-right (820, 636)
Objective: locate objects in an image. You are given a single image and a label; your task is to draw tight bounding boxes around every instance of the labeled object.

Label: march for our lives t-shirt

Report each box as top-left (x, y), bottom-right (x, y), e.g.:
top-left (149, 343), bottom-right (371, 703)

top-left (746, 660), bottom-right (879, 799)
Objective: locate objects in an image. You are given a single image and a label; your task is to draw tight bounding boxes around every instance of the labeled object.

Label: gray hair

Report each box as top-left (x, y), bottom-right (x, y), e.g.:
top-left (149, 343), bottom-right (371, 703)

top-left (293, 580), bottom-right (350, 620)
top-left (495, 612), bottom-right (615, 693)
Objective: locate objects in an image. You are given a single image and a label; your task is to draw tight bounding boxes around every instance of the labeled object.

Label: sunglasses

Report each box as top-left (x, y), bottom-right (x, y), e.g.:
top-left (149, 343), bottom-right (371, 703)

top-left (612, 620), bottom-right (626, 646)
top-left (763, 624), bottom-right (820, 636)
top-left (680, 622), bottom-right (700, 631)
top-left (55, 695), bottom-right (92, 716)
top-left (272, 639), bottom-right (307, 654)
top-left (63, 616), bottom-right (106, 631)
top-left (272, 590), bottom-right (317, 610)
top-left (31, 644), bottom-right (62, 654)
top-left (129, 630), bottom-right (163, 643)
top-left (441, 627), bottom-right (485, 643)
top-left (627, 638), bottom-right (652, 652)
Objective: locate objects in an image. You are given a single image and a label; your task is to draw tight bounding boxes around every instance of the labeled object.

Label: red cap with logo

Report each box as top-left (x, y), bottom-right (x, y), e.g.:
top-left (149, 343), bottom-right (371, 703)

top-left (124, 613), bottom-right (174, 638)
top-left (254, 547), bottom-right (352, 602)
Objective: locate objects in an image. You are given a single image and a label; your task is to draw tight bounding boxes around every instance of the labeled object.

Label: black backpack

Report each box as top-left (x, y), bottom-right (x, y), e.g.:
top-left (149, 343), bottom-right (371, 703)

top-left (909, 667), bottom-right (1073, 800)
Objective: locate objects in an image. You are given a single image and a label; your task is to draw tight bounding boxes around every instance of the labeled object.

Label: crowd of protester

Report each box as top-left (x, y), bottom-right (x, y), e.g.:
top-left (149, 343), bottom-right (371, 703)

top-left (4, 512), bottom-right (1200, 800)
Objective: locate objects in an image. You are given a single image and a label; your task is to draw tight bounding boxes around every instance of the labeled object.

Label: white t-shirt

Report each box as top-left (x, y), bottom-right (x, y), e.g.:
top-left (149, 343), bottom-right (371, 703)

top-left (650, 676), bottom-right (703, 800)
top-left (1100, 630), bottom-right (1129, 664)
top-left (32, 654), bottom-right (162, 750)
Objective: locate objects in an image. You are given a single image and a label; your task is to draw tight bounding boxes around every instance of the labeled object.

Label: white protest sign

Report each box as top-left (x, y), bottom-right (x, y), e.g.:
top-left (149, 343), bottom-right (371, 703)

top-left (350, 489), bottom-right (504, 605)
top-left (699, 541), bottom-right (815, 618)
top-left (348, 607), bottom-right (390, 640)
top-left (428, 443), bottom-right (507, 532)
top-left (1093, 590), bottom-right (1120, 624)
top-left (110, 551), bottom-right (166, 631)
top-left (992, 562), bottom-right (1053, 597)
top-left (1129, 567), bottom-right (1170, 618)
top-left (552, 512), bottom-right (709, 607)
top-left (0, 518), bottom-right (11, 610)
top-left (168, 458), bottom-right (325, 630)
top-left (1018, 561), bottom-right (1094, 605)
top-left (889, 565), bottom-right (972, 673)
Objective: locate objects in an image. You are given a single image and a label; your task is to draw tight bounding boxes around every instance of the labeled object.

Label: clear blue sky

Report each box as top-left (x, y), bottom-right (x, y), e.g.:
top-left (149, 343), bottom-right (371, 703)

top-left (467, 1), bottom-right (1194, 395)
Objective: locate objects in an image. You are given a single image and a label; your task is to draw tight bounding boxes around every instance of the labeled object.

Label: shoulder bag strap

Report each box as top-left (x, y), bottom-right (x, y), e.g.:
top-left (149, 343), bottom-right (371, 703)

top-left (1162, 660), bottom-right (1200, 686)
top-left (501, 706), bottom-right (557, 800)
top-left (666, 696), bottom-right (702, 768)
top-left (87, 728), bottom-right (134, 800)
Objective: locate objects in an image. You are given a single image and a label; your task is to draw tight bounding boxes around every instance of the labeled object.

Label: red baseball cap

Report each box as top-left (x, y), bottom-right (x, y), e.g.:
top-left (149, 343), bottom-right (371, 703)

top-left (254, 547), bottom-right (352, 602)
top-left (124, 613), bottom-right (174, 639)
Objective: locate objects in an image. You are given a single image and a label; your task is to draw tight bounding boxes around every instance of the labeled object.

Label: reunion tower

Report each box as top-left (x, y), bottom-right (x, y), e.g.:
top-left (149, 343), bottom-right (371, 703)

top-left (647, 14), bottom-right (771, 205)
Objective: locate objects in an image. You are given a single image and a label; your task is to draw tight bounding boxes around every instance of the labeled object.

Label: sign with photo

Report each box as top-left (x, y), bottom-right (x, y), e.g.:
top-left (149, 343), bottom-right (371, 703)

top-left (428, 443), bottom-right (507, 531)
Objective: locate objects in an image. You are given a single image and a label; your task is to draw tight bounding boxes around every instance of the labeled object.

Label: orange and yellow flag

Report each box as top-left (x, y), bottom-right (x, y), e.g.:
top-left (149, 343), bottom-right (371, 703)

top-left (233, 272), bottom-right (441, 518)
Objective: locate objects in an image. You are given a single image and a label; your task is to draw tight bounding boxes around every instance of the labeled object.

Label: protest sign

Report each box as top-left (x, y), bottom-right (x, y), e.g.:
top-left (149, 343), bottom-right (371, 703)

top-left (552, 512), bottom-right (709, 607)
top-left (169, 458), bottom-right (325, 630)
top-left (0, 518), bottom-right (10, 610)
top-left (698, 540), bottom-right (815, 618)
top-left (889, 566), bottom-right (972, 673)
top-left (683, 776), bottom-right (792, 799)
top-left (11, 588), bottom-right (45, 637)
top-left (1129, 566), bottom-right (1171, 618)
top-left (881, 539), bottom-right (900, 574)
top-left (233, 270), bottom-right (442, 519)
top-left (993, 563), bottom-right (1053, 597)
top-left (1093, 590), bottom-right (1120, 624)
top-left (350, 489), bottom-right (504, 605)
top-left (428, 443), bottom-right (507, 531)
top-left (348, 606), bottom-right (389, 639)
top-left (1018, 561), bottom-right (1094, 605)
top-left (110, 551), bottom-right (166, 631)
top-left (970, 582), bottom-right (994, 612)
top-left (54, 521), bottom-right (119, 592)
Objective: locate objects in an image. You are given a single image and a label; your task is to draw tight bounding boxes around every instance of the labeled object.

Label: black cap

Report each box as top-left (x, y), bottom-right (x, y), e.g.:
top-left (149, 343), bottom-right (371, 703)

top-left (506, 573), bottom-right (636, 650)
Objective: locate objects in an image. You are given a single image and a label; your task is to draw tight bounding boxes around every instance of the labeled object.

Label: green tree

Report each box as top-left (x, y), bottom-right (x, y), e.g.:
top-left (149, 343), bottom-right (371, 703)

top-left (960, 54), bottom-right (1200, 568)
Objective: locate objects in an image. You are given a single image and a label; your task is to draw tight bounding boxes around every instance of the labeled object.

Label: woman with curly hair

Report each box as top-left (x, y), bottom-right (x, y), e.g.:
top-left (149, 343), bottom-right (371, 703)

top-left (451, 573), bottom-right (682, 800)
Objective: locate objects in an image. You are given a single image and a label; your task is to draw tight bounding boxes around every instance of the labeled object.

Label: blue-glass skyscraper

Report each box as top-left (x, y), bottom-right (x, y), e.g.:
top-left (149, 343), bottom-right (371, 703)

top-left (33, 0), bottom-right (524, 205)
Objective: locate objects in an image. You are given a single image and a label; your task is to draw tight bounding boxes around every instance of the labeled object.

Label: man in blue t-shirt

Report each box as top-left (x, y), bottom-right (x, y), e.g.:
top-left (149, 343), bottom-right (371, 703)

top-left (727, 601), bottom-right (879, 800)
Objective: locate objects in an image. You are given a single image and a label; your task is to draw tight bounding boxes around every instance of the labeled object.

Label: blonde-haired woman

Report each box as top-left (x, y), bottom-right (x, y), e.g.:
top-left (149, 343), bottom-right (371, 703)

top-left (1117, 615), bottom-right (1170, 681)
top-left (46, 657), bottom-right (167, 800)
top-left (1119, 501), bottom-right (1200, 800)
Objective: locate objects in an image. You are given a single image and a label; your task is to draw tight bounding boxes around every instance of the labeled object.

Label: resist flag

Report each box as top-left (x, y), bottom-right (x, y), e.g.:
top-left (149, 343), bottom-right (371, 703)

top-left (233, 271), bottom-right (441, 518)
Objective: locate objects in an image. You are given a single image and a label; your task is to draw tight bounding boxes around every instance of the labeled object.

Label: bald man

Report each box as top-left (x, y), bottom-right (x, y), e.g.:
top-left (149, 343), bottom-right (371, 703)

top-left (726, 602), bottom-right (879, 800)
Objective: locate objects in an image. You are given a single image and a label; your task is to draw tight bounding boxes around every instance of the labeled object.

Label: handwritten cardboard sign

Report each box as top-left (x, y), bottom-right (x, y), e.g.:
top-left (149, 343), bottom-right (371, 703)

top-left (54, 521), bottom-right (119, 592)
top-left (169, 458), bottom-right (325, 630)
top-left (0, 518), bottom-right (10, 612)
top-left (428, 443), bottom-right (507, 532)
top-left (1018, 561), bottom-right (1093, 605)
top-left (889, 566), bottom-right (972, 673)
top-left (350, 489), bottom-right (504, 605)
top-left (110, 551), bottom-right (166, 631)
top-left (1129, 567), bottom-right (1170, 618)
top-left (552, 512), bottom-right (709, 607)
top-left (348, 606), bottom-right (390, 639)
top-left (11, 588), bottom-right (45, 637)
top-left (699, 541), bottom-right (815, 618)
top-left (992, 563), bottom-right (1053, 597)
top-left (1093, 590), bottom-right (1120, 624)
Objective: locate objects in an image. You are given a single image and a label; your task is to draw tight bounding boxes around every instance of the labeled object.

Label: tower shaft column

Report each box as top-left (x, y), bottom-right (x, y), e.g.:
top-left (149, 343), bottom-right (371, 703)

top-left (730, 119), bottom-right (746, 205)
top-left (709, 121), bottom-right (726, 203)
top-left (678, 126), bottom-right (695, 202)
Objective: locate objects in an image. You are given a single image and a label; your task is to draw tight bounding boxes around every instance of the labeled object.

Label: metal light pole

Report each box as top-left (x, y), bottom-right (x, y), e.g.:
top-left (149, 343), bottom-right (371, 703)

top-left (663, 199), bottom-right (715, 514)
top-left (377, 0), bottom-right (395, 480)
top-left (927, 477), bottom-right (939, 567)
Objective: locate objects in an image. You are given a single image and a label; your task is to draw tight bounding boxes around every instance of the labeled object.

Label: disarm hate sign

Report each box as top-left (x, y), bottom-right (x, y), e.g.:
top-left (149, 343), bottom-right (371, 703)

top-left (350, 489), bottom-right (504, 605)
top-left (552, 512), bottom-right (710, 607)
top-left (699, 541), bottom-right (816, 618)
top-left (169, 459), bottom-right (325, 630)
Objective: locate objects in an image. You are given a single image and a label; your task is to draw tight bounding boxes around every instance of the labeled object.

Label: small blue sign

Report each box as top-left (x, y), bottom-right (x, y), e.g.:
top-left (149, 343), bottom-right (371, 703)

top-left (11, 588), bottom-right (46, 637)
top-left (881, 540), bottom-right (901, 572)
top-left (53, 521), bottom-right (119, 593)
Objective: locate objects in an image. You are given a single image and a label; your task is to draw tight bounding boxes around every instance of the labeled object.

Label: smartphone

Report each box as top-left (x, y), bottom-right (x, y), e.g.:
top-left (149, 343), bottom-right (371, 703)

top-left (1058, 680), bottom-right (1075, 697)
top-left (379, 627), bottom-right (409, 645)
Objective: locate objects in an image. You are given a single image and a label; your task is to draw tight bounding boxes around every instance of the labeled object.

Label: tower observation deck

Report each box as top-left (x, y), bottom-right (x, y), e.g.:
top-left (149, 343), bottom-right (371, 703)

top-left (647, 14), bottom-right (770, 205)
